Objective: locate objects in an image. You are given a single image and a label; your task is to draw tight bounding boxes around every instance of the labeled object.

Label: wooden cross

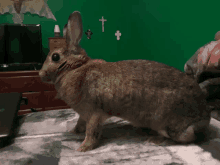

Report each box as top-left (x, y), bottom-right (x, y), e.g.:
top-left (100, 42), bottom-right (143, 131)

top-left (115, 30), bottom-right (121, 40)
top-left (99, 16), bottom-right (107, 32)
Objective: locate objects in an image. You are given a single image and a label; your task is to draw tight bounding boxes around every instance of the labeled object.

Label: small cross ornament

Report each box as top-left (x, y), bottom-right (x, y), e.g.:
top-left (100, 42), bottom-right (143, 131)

top-left (99, 16), bottom-right (107, 32)
top-left (115, 30), bottom-right (121, 40)
top-left (85, 29), bottom-right (93, 39)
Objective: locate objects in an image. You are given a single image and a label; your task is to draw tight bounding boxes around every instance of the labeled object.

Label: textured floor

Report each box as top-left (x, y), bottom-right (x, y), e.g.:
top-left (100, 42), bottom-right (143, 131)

top-left (0, 109), bottom-right (220, 165)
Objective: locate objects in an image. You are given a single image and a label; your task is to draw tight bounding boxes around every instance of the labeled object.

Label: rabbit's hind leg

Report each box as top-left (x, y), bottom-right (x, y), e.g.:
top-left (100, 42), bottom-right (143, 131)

top-left (174, 125), bottom-right (196, 143)
top-left (173, 119), bottom-right (210, 143)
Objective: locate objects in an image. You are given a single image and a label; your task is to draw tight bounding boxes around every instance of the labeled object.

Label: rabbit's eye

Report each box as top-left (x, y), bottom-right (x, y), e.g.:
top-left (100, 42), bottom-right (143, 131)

top-left (52, 53), bottom-right (60, 62)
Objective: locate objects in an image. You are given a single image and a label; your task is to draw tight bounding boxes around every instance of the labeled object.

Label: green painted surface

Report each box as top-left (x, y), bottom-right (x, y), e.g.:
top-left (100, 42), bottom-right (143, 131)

top-left (0, 0), bottom-right (219, 71)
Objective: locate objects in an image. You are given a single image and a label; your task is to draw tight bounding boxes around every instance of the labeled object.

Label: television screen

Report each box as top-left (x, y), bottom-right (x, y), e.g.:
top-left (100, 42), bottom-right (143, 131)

top-left (0, 24), bottom-right (43, 64)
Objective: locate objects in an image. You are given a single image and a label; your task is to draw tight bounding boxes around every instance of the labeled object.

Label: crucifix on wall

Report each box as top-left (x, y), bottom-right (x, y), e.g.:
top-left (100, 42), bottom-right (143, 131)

top-left (85, 29), bottom-right (93, 39)
top-left (99, 16), bottom-right (107, 32)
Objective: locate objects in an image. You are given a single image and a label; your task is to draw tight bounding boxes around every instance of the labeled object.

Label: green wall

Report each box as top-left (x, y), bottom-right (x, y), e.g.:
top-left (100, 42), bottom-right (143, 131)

top-left (0, 0), bottom-right (219, 71)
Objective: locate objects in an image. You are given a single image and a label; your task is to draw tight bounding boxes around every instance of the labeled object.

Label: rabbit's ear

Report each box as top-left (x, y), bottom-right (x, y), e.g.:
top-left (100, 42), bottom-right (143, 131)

top-left (63, 24), bottom-right (67, 38)
top-left (66, 11), bottom-right (83, 50)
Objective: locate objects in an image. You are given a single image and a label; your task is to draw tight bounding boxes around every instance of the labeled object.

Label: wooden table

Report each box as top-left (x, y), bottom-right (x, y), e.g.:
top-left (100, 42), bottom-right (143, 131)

top-left (0, 70), bottom-right (70, 115)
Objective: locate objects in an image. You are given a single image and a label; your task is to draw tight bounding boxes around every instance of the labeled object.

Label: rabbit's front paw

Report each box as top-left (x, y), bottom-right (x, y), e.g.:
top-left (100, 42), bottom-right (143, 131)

top-left (76, 113), bottom-right (103, 152)
top-left (77, 138), bottom-right (98, 152)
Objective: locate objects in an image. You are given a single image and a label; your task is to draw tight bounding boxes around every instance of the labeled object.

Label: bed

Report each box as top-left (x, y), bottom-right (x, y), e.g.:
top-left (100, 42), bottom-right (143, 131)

top-left (0, 108), bottom-right (220, 164)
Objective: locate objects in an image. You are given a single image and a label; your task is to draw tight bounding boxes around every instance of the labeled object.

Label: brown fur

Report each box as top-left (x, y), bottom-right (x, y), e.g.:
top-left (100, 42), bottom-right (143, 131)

top-left (39, 11), bottom-right (211, 152)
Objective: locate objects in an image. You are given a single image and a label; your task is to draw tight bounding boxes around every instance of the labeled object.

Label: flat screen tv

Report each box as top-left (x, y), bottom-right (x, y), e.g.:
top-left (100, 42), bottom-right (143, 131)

top-left (0, 24), bottom-right (43, 64)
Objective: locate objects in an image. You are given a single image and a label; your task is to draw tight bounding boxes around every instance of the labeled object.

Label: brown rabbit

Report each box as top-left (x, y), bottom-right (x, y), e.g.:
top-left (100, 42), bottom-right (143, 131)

top-left (39, 11), bottom-right (211, 152)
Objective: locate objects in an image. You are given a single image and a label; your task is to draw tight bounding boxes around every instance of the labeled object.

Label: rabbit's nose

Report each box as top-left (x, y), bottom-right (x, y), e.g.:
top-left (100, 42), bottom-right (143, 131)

top-left (39, 70), bottom-right (46, 77)
top-left (39, 70), bottom-right (51, 83)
